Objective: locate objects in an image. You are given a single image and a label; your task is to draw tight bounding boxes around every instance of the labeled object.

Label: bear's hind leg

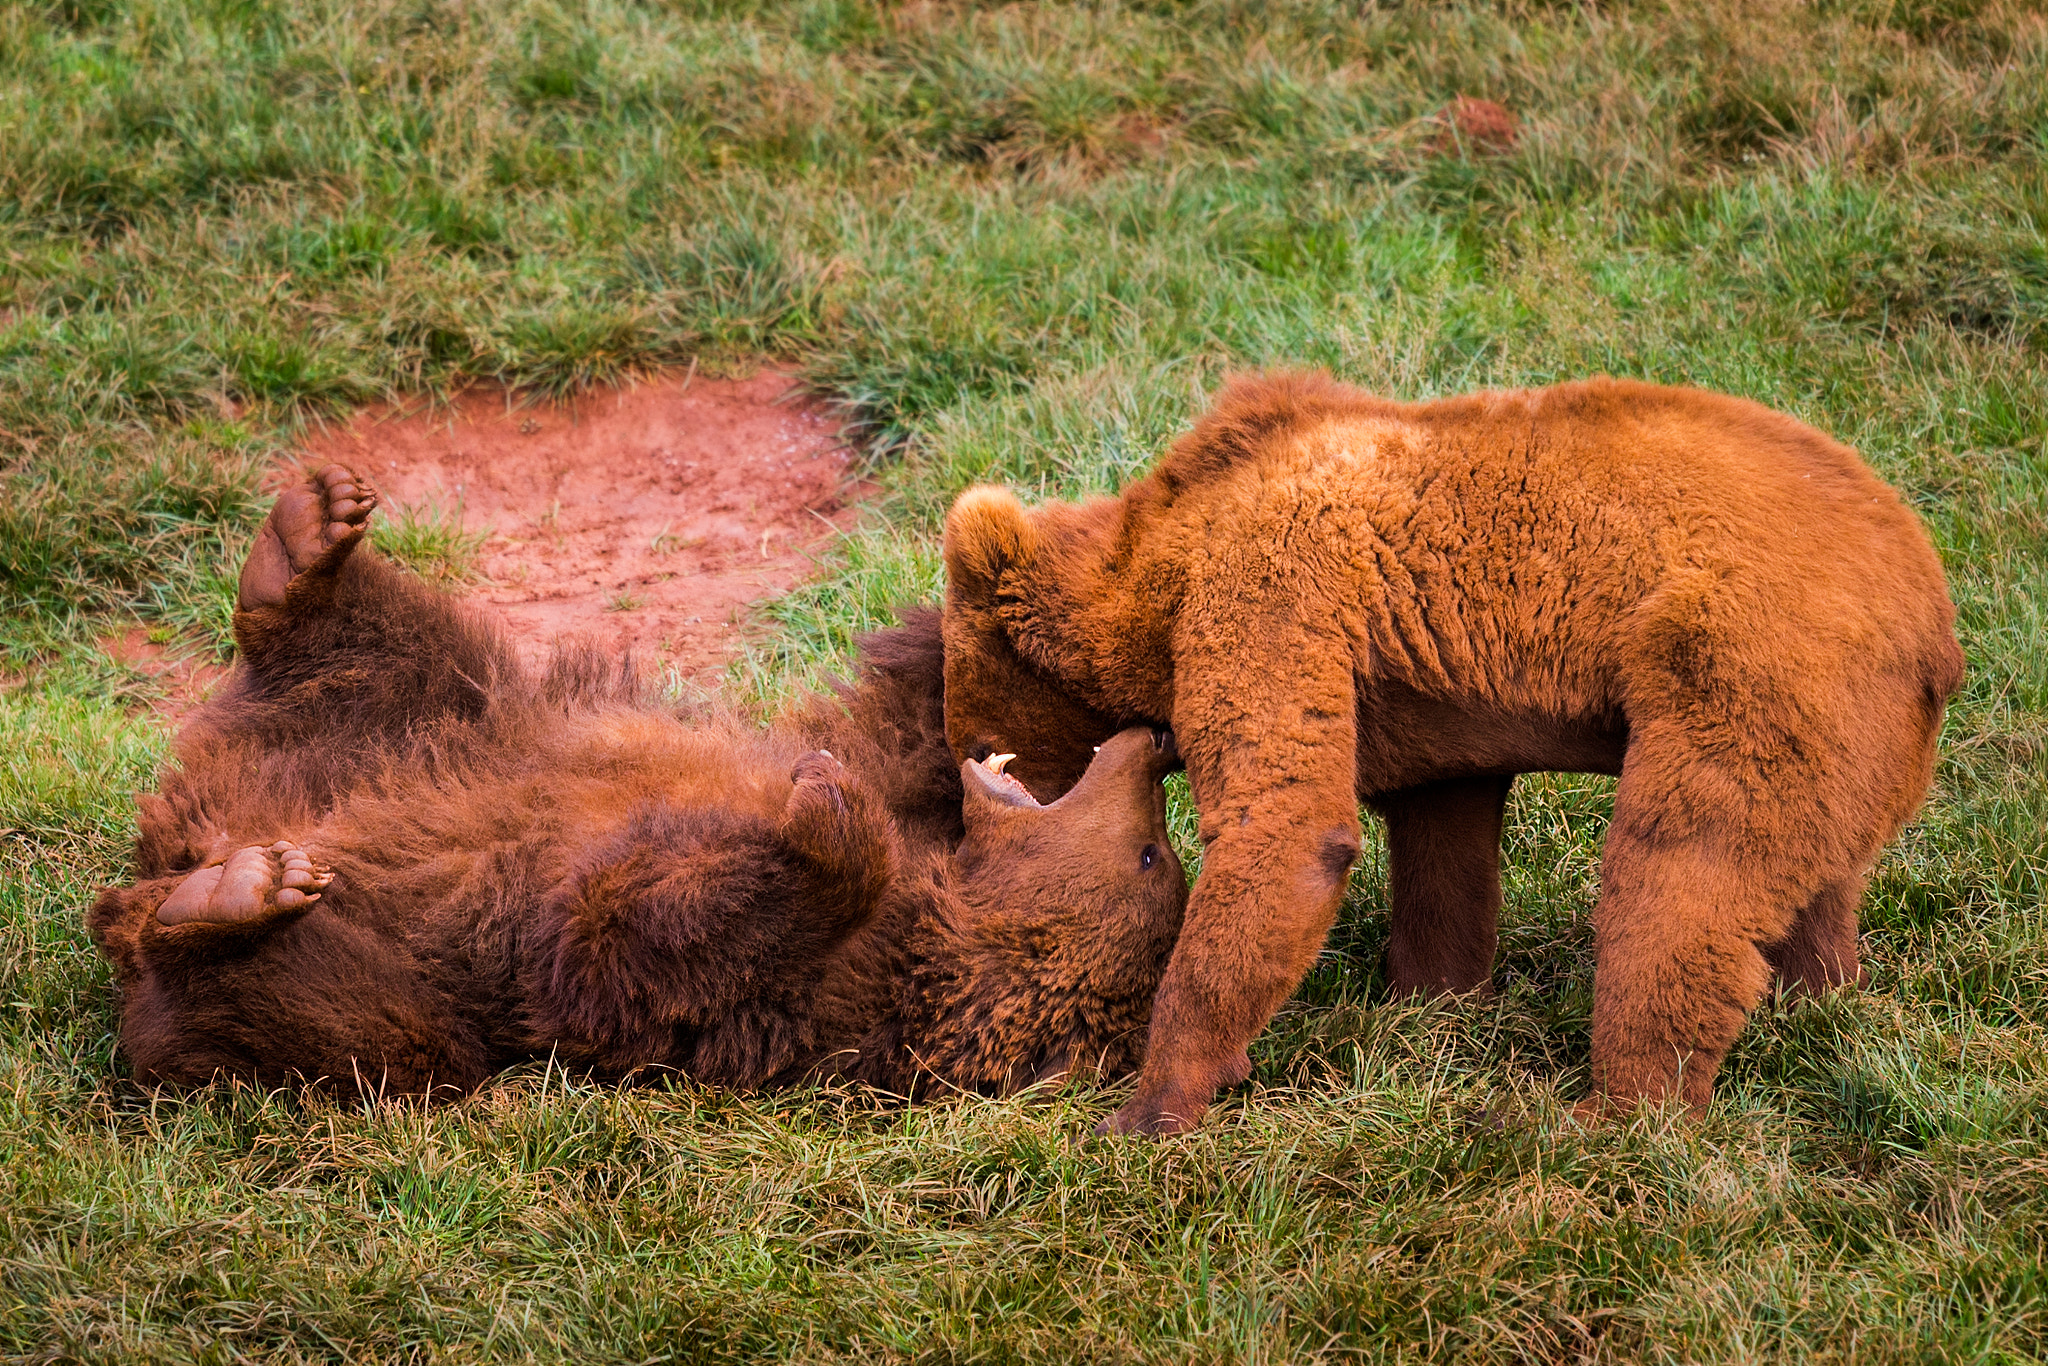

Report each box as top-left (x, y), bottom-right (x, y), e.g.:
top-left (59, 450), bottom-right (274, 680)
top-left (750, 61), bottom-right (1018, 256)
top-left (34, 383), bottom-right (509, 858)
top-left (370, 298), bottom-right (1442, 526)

top-left (1764, 679), bottom-right (1949, 998)
top-left (238, 465), bottom-right (377, 615)
top-left (1764, 873), bottom-right (1867, 994)
top-left (224, 463), bottom-right (518, 760)
top-left (1377, 774), bottom-right (1512, 996)
top-left (1584, 826), bottom-right (1784, 1116)
top-left (93, 864), bottom-right (489, 1099)
top-left (92, 841), bottom-right (329, 1008)
top-left (1586, 634), bottom-right (1951, 1116)
top-left (1584, 716), bottom-right (1854, 1117)
top-left (150, 466), bottom-right (509, 872)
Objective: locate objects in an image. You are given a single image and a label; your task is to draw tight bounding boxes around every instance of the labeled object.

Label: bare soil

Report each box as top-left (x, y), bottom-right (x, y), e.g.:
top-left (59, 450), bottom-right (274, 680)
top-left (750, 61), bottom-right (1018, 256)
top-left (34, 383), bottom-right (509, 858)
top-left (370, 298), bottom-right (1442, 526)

top-left (1434, 96), bottom-right (1519, 154)
top-left (299, 367), bottom-right (871, 684)
top-left (100, 627), bottom-right (231, 720)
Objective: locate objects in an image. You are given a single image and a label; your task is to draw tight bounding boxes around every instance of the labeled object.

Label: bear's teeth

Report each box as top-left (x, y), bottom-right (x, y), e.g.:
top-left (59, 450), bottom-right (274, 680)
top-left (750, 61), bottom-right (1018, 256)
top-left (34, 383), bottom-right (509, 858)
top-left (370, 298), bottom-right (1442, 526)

top-left (986, 753), bottom-right (1017, 775)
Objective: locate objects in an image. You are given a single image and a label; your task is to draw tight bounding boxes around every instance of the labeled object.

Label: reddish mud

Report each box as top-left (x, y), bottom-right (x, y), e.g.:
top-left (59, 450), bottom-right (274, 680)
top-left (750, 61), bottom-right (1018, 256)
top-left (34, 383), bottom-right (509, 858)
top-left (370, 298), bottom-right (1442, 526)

top-left (298, 368), bottom-right (870, 684)
top-left (101, 627), bottom-right (231, 720)
top-left (1433, 96), bottom-right (1519, 155)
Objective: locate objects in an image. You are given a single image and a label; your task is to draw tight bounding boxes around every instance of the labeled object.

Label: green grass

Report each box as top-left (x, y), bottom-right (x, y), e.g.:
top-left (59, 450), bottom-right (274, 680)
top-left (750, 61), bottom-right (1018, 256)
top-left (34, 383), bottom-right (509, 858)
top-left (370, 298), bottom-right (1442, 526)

top-left (3, 0), bottom-right (2047, 1358)
top-left (371, 494), bottom-right (488, 587)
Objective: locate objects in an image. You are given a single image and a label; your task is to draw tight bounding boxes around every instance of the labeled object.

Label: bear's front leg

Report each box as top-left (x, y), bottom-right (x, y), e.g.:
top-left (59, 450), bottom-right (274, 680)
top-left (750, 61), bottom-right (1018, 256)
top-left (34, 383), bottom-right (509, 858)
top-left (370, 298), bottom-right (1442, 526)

top-left (1104, 782), bottom-right (1362, 1135)
top-left (533, 754), bottom-right (899, 1080)
top-left (779, 749), bottom-right (897, 936)
top-left (1102, 604), bottom-right (1363, 1136)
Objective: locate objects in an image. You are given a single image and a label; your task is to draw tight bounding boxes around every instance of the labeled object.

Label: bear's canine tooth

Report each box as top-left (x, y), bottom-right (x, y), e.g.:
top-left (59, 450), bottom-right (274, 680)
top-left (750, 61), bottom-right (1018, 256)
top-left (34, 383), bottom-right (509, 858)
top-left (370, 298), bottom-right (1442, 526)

top-left (986, 753), bottom-right (1017, 775)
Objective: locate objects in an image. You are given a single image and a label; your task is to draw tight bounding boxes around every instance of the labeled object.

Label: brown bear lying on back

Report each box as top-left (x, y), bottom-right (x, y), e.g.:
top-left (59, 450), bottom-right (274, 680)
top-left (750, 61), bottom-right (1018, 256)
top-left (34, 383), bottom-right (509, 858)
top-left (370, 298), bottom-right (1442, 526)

top-left (942, 372), bottom-right (1963, 1133)
top-left (89, 466), bottom-right (1188, 1100)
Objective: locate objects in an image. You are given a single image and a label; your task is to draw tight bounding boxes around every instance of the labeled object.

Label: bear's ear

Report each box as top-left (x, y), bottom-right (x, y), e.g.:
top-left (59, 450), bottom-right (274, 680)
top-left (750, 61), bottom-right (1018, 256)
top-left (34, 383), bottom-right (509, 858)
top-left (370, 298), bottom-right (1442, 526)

top-left (944, 486), bottom-right (1038, 601)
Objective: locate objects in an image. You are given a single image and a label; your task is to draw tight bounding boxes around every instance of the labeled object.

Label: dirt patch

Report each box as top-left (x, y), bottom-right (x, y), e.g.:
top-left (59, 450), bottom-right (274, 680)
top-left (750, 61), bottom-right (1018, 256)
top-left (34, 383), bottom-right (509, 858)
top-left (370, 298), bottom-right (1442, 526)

top-left (1432, 96), bottom-right (1519, 155)
top-left (298, 368), bottom-right (871, 685)
top-left (101, 627), bottom-right (231, 720)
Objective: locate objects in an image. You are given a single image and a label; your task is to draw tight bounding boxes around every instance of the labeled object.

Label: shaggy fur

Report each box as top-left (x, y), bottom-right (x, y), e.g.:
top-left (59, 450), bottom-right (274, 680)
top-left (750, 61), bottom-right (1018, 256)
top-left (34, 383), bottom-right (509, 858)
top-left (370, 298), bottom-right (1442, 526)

top-left (90, 467), bottom-right (1188, 1101)
top-left (941, 371), bottom-right (1964, 1133)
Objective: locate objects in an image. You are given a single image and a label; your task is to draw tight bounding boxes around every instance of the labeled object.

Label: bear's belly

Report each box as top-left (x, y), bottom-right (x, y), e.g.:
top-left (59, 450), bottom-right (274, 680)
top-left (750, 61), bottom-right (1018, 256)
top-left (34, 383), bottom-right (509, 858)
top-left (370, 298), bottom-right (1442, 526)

top-left (1353, 672), bottom-right (1626, 795)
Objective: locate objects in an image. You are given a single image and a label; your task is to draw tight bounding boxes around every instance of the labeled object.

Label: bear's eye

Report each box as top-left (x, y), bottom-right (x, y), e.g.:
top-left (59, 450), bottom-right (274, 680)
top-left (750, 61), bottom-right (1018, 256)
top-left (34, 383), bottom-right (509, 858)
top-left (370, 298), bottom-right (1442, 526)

top-left (969, 743), bottom-right (995, 763)
top-left (1140, 844), bottom-right (1159, 871)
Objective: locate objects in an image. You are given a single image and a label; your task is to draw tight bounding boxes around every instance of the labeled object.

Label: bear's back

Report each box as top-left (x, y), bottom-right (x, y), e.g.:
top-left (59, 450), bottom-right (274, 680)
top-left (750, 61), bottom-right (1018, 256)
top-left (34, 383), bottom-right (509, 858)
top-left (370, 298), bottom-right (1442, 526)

top-left (1152, 373), bottom-right (1899, 526)
top-left (1121, 371), bottom-right (1954, 706)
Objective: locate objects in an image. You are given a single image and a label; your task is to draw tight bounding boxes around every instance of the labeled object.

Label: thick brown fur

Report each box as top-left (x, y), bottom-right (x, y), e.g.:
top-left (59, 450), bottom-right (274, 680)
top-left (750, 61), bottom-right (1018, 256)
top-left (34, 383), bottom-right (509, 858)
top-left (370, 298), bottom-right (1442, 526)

top-left (941, 371), bottom-right (1964, 1133)
top-left (89, 468), bottom-right (1187, 1101)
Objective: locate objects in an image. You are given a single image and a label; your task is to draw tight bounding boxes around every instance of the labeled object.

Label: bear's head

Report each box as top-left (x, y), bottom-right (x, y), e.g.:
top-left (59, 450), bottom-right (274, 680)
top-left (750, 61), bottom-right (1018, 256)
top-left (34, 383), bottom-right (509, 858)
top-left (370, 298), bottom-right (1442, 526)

top-left (906, 725), bottom-right (1187, 1092)
top-left (942, 486), bottom-right (1152, 803)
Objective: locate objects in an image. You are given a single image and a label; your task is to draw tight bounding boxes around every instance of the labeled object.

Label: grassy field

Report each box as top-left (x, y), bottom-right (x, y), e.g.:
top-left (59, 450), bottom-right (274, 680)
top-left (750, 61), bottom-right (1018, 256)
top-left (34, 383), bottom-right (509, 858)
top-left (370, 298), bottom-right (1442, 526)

top-left (3, 0), bottom-right (2047, 1358)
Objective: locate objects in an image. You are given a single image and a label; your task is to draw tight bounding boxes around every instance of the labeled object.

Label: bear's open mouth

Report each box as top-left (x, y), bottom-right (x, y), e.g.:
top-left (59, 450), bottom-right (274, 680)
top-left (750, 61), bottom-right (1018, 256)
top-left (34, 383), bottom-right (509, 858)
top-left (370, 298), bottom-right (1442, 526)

top-left (972, 753), bottom-right (1042, 807)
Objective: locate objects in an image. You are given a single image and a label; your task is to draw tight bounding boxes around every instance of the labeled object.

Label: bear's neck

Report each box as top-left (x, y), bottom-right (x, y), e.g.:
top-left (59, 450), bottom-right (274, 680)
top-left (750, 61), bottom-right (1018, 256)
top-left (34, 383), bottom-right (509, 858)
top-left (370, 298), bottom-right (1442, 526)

top-left (791, 870), bottom-right (927, 1092)
top-left (853, 865), bottom-right (1048, 1098)
top-left (797, 855), bottom-right (985, 1097)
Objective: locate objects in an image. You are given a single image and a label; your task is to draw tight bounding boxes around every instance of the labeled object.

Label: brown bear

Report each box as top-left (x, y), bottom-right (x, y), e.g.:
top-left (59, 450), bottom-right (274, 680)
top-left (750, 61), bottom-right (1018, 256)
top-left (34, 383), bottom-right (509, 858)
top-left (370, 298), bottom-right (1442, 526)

top-left (88, 464), bottom-right (1189, 1101)
top-left (941, 371), bottom-right (1964, 1133)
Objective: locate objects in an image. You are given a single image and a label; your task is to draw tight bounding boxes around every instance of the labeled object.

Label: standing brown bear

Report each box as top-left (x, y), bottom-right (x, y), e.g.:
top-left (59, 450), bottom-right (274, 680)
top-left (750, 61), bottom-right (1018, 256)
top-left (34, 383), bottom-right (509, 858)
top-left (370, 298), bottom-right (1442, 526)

top-left (941, 372), bottom-right (1964, 1133)
top-left (89, 465), bottom-right (1189, 1100)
